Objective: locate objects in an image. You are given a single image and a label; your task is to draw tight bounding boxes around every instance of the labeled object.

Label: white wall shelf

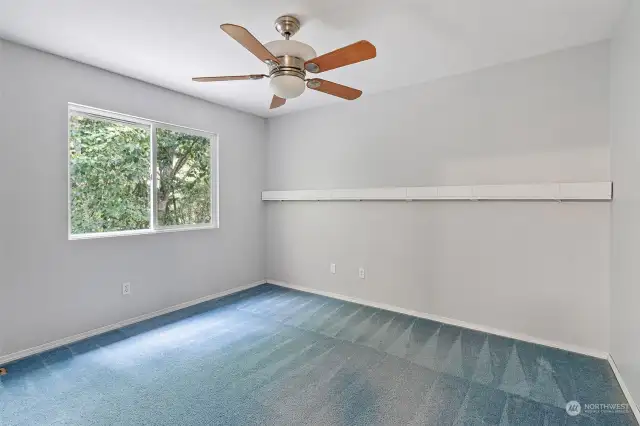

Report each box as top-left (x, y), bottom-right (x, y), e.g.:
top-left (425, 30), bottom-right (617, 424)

top-left (262, 182), bottom-right (612, 202)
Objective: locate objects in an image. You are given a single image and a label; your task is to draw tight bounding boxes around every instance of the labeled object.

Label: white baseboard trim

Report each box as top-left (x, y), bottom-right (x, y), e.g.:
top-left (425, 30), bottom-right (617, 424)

top-left (608, 355), bottom-right (640, 422)
top-left (268, 280), bottom-right (608, 360)
top-left (0, 280), bottom-right (266, 366)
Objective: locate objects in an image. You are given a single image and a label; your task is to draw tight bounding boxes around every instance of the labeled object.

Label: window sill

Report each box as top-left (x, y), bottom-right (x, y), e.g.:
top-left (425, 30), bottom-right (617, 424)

top-left (68, 224), bottom-right (217, 241)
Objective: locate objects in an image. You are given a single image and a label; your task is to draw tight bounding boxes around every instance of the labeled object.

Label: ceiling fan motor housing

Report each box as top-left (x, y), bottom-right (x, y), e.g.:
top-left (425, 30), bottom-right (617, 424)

top-left (264, 39), bottom-right (317, 99)
top-left (268, 55), bottom-right (305, 79)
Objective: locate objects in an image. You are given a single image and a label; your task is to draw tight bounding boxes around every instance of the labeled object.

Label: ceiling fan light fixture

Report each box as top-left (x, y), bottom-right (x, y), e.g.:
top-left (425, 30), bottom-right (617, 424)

top-left (270, 75), bottom-right (305, 99)
top-left (195, 17), bottom-right (376, 108)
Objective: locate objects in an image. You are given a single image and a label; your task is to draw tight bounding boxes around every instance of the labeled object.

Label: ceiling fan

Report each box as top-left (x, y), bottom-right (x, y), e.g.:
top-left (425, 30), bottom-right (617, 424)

top-left (192, 15), bottom-right (377, 109)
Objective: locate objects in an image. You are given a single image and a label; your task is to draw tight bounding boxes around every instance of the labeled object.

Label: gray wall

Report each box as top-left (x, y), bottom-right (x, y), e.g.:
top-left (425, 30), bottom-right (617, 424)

top-left (266, 42), bottom-right (611, 352)
top-left (611, 0), bottom-right (640, 404)
top-left (0, 41), bottom-right (267, 357)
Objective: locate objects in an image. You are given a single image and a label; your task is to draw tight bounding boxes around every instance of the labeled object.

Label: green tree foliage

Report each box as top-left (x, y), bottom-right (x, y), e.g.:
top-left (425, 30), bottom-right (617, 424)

top-left (156, 128), bottom-right (211, 226)
top-left (69, 115), bottom-right (212, 235)
top-left (69, 115), bottom-right (150, 234)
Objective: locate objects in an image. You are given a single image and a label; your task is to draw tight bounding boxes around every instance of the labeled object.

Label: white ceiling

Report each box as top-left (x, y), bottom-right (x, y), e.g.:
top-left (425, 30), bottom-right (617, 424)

top-left (0, 0), bottom-right (627, 118)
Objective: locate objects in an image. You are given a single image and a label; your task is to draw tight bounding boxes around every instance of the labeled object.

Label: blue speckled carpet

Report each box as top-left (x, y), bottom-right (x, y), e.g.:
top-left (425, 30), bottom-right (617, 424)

top-left (1, 284), bottom-right (636, 425)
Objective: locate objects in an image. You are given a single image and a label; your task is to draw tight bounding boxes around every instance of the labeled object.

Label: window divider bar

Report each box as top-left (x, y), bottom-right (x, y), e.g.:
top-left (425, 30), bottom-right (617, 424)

top-left (150, 123), bottom-right (157, 231)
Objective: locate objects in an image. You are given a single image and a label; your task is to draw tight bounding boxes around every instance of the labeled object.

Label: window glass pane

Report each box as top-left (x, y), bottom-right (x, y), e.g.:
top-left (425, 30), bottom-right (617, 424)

top-left (156, 127), bottom-right (212, 227)
top-left (69, 114), bottom-right (151, 234)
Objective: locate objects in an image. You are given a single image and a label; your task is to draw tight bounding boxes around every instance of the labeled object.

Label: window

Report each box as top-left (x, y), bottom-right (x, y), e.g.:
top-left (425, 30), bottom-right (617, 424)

top-left (68, 104), bottom-right (218, 239)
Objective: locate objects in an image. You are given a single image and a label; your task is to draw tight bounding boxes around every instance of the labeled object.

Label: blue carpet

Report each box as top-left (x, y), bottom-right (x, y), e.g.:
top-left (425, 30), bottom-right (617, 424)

top-left (0, 284), bottom-right (636, 425)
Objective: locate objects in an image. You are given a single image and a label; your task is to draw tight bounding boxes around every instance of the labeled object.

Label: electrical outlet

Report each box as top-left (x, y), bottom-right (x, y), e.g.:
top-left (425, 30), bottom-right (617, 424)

top-left (122, 282), bottom-right (131, 295)
top-left (358, 268), bottom-right (365, 279)
top-left (330, 263), bottom-right (336, 274)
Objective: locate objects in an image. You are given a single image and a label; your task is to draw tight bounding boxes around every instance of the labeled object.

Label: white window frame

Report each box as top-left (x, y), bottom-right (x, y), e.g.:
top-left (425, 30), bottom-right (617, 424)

top-left (68, 103), bottom-right (219, 240)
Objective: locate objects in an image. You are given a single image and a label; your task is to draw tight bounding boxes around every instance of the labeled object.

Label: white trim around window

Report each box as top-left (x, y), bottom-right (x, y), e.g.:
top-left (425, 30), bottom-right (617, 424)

top-left (67, 103), bottom-right (219, 240)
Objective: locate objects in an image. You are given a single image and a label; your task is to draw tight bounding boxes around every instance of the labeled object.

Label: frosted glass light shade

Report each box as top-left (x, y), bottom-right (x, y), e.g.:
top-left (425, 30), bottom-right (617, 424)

top-left (264, 40), bottom-right (317, 61)
top-left (270, 75), bottom-right (305, 99)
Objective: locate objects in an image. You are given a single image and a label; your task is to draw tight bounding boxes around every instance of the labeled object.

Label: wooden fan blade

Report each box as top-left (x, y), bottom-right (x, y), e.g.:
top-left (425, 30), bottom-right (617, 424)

top-left (220, 24), bottom-right (279, 65)
top-left (304, 41), bottom-right (376, 73)
top-left (270, 95), bottom-right (286, 109)
top-left (306, 79), bottom-right (362, 100)
top-left (192, 74), bottom-right (266, 82)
